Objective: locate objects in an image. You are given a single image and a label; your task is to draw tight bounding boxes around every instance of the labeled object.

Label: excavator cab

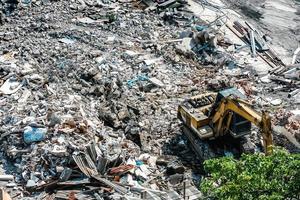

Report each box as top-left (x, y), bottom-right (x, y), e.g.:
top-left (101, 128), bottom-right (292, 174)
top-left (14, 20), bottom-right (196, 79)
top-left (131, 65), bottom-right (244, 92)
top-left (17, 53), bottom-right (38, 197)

top-left (212, 88), bottom-right (251, 138)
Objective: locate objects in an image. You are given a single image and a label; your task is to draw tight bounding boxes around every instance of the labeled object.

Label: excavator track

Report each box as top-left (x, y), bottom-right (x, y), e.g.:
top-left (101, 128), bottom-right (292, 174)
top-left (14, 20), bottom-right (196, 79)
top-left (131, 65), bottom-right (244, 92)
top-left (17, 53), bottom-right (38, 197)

top-left (182, 126), bottom-right (216, 161)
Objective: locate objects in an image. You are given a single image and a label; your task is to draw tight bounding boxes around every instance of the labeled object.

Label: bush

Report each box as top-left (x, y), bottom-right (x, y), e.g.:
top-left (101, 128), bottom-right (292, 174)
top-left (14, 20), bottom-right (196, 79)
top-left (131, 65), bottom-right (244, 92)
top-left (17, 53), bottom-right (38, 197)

top-left (200, 148), bottom-right (300, 200)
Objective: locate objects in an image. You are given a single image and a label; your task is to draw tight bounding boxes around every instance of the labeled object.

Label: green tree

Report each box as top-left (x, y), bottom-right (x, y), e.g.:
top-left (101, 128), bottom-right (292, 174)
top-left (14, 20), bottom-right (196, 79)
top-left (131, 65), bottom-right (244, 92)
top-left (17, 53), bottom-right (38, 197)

top-left (200, 148), bottom-right (300, 200)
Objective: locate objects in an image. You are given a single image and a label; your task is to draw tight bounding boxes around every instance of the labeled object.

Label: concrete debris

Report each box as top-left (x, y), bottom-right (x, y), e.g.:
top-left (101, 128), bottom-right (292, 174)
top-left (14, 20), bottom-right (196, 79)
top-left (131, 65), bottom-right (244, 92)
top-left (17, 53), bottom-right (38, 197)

top-left (291, 47), bottom-right (300, 65)
top-left (0, 175), bottom-right (14, 181)
top-left (267, 98), bottom-right (282, 106)
top-left (0, 0), bottom-right (299, 199)
top-left (0, 77), bottom-right (23, 95)
top-left (283, 66), bottom-right (300, 80)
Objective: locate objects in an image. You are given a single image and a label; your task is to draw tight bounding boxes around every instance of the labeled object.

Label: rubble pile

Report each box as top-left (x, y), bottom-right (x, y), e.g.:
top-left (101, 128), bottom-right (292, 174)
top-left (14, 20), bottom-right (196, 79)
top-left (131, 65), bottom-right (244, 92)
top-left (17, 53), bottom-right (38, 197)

top-left (0, 0), bottom-right (204, 199)
top-left (0, 0), bottom-right (299, 199)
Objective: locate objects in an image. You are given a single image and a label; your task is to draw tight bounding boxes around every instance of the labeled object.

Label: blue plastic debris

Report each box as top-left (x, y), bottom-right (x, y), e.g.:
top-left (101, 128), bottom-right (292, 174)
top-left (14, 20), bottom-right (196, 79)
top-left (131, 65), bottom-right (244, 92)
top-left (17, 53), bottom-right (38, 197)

top-left (135, 160), bottom-right (144, 166)
top-left (23, 126), bottom-right (47, 144)
top-left (21, 0), bottom-right (32, 5)
top-left (196, 43), bottom-right (210, 52)
top-left (127, 75), bottom-right (149, 88)
top-left (195, 25), bottom-right (208, 32)
top-left (227, 61), bottom-right (236, 69)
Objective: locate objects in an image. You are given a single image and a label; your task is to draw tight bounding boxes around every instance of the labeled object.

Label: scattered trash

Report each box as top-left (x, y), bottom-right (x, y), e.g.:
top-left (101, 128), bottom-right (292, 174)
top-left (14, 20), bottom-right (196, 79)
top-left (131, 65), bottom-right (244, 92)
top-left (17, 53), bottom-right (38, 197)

top-left (149, 77), bottom-right (165, 87)
top-left (23, 126), bottom-right (47, 144)
top-left (142, 0), bottom-right (187, 12)
top-left (26, 180), bottom-right (37, 188)
top-left (0, 78), bottom-right (23, 95)
top-left (58, 38), bottom-right (76, 44)
top-left (270, 98), bottom-right (282, 106)
top-left (77, 17), bottom-right (97, 24)
top-left (291, 47), bottom-right (300, 65)
top-left (127, 75), bottom-right (149, 88)
top-left (0, 175), bottom-right (14, 181)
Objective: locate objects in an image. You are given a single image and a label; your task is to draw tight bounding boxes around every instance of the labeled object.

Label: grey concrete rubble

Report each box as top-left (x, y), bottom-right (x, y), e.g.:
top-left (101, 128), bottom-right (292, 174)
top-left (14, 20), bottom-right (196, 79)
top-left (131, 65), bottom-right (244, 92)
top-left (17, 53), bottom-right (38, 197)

top-left (0, 0), bottom-right (299, 199)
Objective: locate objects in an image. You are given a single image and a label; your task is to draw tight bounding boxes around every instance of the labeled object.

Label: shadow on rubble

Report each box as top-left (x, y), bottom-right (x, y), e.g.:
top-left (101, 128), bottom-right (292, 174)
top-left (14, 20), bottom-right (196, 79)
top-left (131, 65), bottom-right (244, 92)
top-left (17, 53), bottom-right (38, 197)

top-left (1, 0), bottom-right (19, 16)
top-left (161, 126), bottom-right (242, 181)
top-left (226, 0), bottom-right (263, 20)
top-left (0, 153), bottom-right (18, 178)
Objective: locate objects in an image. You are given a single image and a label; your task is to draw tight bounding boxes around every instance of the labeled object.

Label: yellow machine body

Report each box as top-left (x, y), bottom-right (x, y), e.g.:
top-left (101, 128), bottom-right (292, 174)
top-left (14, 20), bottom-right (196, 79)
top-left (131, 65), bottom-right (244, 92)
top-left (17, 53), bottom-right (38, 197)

top-left (178, 88), bottom-right (273, 155)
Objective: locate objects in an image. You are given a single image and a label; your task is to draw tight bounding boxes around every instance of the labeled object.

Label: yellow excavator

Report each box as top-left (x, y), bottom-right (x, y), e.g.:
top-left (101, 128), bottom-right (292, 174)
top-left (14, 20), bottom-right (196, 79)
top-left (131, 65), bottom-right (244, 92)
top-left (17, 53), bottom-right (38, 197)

top-left (178, 88), bottom-right (273, 157)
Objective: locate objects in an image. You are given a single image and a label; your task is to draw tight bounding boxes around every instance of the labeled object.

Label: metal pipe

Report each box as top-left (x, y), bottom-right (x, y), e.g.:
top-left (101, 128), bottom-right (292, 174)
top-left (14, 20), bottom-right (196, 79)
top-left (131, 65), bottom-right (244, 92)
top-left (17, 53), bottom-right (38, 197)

top-left (250, 30), bottom-right (256, 58)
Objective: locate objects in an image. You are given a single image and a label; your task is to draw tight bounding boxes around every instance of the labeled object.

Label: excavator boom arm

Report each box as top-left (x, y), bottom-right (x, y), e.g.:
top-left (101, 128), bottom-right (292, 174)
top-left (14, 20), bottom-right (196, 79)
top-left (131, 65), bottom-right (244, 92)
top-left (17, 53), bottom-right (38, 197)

top-left (211, 98), bottom-right (273, 155)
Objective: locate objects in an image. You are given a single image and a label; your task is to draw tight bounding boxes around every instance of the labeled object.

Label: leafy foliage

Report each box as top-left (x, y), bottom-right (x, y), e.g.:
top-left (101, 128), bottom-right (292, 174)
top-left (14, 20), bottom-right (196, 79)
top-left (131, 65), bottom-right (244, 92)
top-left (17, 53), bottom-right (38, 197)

top-left (200, 148), bottom-right (300, 200)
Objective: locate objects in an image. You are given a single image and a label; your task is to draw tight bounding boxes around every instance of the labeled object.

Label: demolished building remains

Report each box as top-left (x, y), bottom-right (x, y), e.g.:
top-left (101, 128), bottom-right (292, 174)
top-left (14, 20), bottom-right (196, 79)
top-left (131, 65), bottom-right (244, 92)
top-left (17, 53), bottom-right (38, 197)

top-left (0, 0), bottom-right (299, 199)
